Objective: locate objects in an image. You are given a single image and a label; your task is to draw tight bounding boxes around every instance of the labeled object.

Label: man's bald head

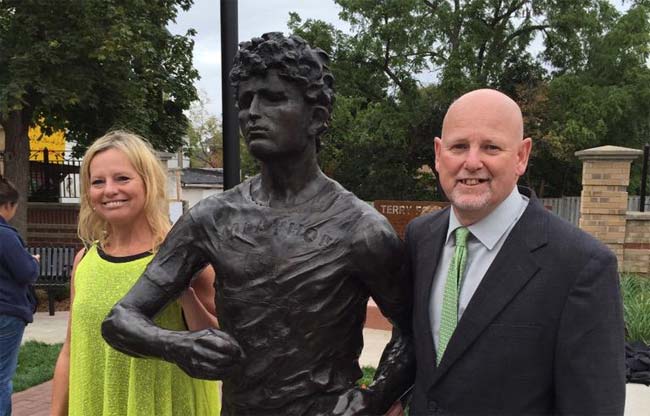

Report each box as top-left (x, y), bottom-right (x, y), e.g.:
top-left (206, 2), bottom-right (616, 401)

top-left (442, 89), bottom-right (524, 142)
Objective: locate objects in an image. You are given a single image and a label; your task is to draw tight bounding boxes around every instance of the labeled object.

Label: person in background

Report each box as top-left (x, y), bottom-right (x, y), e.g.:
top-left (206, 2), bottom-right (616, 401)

top-left (0, 175), bottom-right (40, 416)
top-left (50, 131), bottom-right (220, 416)
top-left (405, 88), bottom-right (625, 415)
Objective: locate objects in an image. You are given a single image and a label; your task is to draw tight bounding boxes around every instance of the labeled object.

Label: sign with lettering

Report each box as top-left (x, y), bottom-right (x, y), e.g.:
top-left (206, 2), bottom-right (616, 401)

top-left (374, 200), bottom-right (449, 238)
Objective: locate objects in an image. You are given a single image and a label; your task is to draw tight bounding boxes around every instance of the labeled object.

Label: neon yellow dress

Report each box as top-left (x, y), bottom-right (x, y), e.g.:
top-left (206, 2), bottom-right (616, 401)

top-left (69, 245), bottom-right (220, 416)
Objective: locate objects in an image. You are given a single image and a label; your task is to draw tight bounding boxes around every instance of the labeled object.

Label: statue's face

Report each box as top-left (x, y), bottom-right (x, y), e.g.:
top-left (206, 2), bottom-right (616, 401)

top-left (237, 69), bottom-right (313, 161)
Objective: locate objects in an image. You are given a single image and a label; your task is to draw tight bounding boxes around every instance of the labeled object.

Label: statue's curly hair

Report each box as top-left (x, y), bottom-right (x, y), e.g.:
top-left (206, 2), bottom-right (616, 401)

top-left (230, 32), bottom-right (335, 148)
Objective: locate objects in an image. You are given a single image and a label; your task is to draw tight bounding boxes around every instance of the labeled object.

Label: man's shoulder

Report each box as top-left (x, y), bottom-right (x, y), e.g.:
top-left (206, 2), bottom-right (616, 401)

top-left (523, 198), bottom-right (615, 259)
top-left (517, 187), bottom-right (607, 251)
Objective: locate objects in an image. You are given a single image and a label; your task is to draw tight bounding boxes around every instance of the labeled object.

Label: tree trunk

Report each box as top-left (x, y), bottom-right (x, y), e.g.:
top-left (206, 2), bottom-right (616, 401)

top-left (1, 109), bottom-right (31, 240)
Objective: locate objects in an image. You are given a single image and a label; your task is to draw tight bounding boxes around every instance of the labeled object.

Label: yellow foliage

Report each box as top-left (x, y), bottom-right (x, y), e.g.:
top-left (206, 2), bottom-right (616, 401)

top-left (29, 123), bottom-right (66, 162)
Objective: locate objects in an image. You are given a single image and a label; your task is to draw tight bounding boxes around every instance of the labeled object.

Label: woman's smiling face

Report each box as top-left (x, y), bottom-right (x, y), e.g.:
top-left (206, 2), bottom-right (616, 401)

top-left (88, 148), bottom-right (147, 227)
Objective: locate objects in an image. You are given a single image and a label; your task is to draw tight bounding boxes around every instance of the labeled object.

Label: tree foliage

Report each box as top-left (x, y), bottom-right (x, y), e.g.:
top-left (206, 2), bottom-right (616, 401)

top-left (185, 93), bottom-right (261, 179)
top-left (186, 94), bottom-right (223, 169)
top-left (0, 0), bottom-right (199, 234)
top-left (289, 1), bottom-right (650, 199)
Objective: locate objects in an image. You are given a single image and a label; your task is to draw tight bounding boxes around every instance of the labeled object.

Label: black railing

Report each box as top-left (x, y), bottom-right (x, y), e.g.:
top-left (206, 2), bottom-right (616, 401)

top-left (29, 148), bottom-right (81, 202)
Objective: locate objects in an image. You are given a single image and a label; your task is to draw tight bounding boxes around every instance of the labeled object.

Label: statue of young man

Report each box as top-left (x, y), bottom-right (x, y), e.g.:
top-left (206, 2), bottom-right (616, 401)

top-left (102, 32), bottom-right (414, 416)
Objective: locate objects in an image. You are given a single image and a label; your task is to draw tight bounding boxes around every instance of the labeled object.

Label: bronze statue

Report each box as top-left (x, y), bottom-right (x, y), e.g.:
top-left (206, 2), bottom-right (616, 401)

top-left (102, 32), bottom-right (414, 416)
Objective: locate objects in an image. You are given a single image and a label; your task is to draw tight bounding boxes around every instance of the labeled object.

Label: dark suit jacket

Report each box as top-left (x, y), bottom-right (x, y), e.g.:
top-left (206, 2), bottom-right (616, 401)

top-left (406, 187), bottom-right (626, 415)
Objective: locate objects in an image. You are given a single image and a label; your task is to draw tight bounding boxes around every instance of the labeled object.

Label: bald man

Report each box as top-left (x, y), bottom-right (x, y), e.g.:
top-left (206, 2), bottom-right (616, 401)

top-left (405, 89), bottom-right (625, 415)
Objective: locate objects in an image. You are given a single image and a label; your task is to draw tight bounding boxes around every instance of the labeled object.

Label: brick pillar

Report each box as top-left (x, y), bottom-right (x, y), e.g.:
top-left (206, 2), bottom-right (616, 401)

top-left (575, 145), bottom-right (643, 267)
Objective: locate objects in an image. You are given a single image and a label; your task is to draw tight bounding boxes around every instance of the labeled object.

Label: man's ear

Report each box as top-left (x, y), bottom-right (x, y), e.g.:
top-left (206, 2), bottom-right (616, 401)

top-left (308, 106), bottom-right (329, 137)
top-left (516, 137), bottom-right (532, 176)
top-left (434, 137), bottom-right (442, 172)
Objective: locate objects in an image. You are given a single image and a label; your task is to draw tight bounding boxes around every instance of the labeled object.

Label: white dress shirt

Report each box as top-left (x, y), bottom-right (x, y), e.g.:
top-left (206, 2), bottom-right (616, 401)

top-left (430, 186), bottom-right (529, 351)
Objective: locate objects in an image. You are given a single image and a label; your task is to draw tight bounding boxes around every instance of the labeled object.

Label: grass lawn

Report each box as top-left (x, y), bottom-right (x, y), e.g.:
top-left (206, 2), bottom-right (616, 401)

top-left (12, 341), bottom-right (62, 393)
top-left (621, 274), bottom-right (650, 344)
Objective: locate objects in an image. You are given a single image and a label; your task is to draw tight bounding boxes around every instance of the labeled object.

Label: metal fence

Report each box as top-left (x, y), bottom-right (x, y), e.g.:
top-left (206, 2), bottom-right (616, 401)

top-left (29, 149), bottom-right (81, 202)
top-left (540, 197), bottom-right (582, 226)
top-left (628, 196), bottom-right (650, 212)
top-left (540, 196), bottom-right (649, 226)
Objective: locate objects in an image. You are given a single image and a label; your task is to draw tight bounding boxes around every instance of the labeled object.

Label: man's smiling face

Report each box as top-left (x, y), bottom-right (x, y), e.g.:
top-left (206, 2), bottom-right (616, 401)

top-left (434, 89), bottom-right (532, 225)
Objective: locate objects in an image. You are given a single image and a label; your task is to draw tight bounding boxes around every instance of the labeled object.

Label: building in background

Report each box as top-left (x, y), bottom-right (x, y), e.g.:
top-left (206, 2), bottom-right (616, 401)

top-left (167, 163), bottom-right (223, 224)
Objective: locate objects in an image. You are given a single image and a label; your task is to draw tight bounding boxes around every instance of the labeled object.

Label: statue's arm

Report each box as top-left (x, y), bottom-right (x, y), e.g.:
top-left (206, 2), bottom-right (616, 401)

top-left (101, 211), bottom-right (244, 380)
top-left (335, 215), bottom-right (415, 415)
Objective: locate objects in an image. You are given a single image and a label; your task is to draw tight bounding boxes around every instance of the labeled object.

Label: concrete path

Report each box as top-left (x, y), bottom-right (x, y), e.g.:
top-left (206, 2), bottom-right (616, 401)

top-left (22, 311), bottom-right (69, 345)
top-left (13, 312), bottom-right (650, 415)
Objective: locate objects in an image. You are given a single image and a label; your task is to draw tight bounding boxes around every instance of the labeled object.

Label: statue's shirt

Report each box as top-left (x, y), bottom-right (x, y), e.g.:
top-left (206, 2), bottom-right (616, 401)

top-left (144, 176), bottom-right (406, 415)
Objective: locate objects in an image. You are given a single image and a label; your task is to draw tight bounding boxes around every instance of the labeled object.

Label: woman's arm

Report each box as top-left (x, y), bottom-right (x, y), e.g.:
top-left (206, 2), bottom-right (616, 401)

top-left (50, 248), bottom-right (84, 416)
top-left (180, 265), bottom-right (218, 330)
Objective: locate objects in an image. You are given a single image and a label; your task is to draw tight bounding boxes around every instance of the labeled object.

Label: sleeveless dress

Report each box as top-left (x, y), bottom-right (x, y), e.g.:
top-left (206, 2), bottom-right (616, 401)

top-left (68, 245), bottom-right (220, 416)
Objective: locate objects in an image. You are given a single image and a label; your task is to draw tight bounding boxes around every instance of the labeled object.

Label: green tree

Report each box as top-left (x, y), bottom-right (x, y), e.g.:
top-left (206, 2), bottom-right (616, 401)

top-left (186, 94), bottom-right (223, 169)
top-left (0, 0), bottom-right (198, 234)
top-left (290, 1), bottom-right (650, 199)
top-left (321, 95), bottom-right (438, 200)
top-left (332, 0), bottom-right (593, 95)
top-left (541, 3), bottom-right (650, 195)
top-left (185, 94), bottom-right (259, 179)
top-left (287, 12), bottom-right (388, 103)
top-left (240, 137), bottom-right (260, 181)
top-left (289, 9), bottom-right (437, 200)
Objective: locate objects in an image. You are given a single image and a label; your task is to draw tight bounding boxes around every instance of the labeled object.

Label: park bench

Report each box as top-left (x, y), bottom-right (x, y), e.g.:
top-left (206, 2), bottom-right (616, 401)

top-left (27, 246), bottom-right (76, 316)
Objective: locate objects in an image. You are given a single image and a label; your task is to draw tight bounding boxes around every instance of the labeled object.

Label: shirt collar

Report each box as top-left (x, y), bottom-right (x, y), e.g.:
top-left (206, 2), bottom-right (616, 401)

top-left (446, 186), bottom-right (527, 250)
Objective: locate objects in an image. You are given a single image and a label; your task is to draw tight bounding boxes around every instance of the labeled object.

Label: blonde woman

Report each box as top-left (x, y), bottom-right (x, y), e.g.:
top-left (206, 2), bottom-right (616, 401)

top-left (51, 131), bottom-right (220, 416)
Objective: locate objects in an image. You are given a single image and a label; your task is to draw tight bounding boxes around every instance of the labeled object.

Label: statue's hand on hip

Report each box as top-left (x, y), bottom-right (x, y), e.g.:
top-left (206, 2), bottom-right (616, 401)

top-left (165, 328), bottom-right (245, 380)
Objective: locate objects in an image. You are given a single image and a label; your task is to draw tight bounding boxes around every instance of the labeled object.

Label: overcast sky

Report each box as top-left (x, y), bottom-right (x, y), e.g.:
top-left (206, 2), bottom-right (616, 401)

top-left (169, 0), bottom-right (349, 117)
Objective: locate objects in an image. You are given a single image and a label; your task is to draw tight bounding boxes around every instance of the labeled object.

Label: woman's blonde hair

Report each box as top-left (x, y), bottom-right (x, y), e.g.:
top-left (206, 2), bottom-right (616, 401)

top-left (77, 130), bottom-right (170, 252)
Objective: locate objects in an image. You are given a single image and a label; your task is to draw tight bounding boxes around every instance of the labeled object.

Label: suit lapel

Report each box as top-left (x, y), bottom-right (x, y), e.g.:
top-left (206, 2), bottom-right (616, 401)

top-left (415, 209), bottom-right (449, 369)
top-left (429, 194), bottom-right (548, 389)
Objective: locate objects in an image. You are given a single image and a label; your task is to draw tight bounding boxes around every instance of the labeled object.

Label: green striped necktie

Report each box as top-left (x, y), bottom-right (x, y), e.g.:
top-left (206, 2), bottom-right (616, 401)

top-left (437, 226), bottom-right (470, 365)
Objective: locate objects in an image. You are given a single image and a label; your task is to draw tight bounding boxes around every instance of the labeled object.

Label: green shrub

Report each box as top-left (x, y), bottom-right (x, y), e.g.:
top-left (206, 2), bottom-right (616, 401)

top-left (12, 341), bottom-right (62, 392)
top-left (620, 274), bottom-right (650, 344)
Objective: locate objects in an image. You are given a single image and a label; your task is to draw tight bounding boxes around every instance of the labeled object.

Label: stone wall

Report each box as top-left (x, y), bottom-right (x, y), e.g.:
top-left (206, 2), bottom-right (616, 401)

top-left (623, 212), bottom-right (650, 274)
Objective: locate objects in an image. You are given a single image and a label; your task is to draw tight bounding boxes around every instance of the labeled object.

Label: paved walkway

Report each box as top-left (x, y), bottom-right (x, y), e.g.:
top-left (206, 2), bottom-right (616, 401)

top-left (12, 380), bottom-right (52, 416)
top-left (13, 312), bottom-right (650, 415)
